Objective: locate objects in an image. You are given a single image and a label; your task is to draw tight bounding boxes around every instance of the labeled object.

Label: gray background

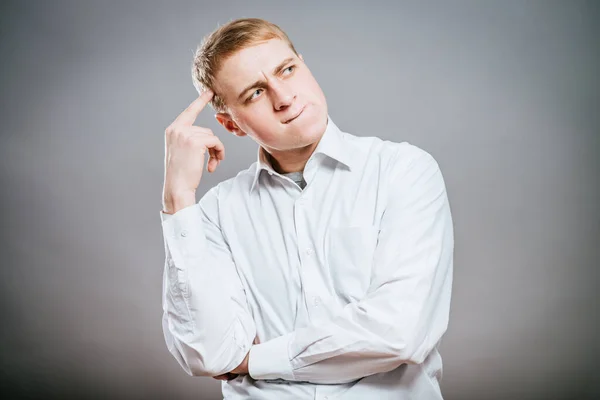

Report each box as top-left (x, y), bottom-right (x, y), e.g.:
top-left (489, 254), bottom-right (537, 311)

top-left (1, 1), bottom-right (598, 399)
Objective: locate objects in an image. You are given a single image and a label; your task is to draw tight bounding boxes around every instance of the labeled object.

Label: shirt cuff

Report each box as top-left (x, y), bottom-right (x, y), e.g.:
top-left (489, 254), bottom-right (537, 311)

top-left (159, 204), bottom-right (205, 267)
top-left (160, 210), bottom-right (174, 222)
top-left (248, 332), bottom-right (295, 381)
top-left (159, 205), bottom-right (196, 223)
top-left (159, 204), bottom-right (198, 227)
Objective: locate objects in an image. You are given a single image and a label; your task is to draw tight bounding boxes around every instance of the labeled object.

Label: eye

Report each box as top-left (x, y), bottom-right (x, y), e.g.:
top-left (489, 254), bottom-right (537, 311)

top-left (248, 88), bottom-right (263, 101)
top-left (283, 65), bottom-right (295, 75)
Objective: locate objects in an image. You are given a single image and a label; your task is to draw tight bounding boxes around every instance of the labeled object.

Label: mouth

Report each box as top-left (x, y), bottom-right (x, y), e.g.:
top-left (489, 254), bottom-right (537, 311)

top-left (283, 105), bottom-right (306, 124)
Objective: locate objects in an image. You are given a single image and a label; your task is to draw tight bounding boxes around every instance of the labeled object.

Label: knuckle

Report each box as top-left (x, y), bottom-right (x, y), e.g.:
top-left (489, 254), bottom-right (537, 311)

top-left (184, 135), bottom-right (197, 145)
top-left (170, 126), bottom-right (184, 137)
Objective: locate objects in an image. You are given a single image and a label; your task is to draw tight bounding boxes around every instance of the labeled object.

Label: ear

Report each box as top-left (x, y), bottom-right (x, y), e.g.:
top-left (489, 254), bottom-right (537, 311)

top-left (299, 53), bottom-right (303, 61)
top-left (215, 113), bottom-right (247, 137)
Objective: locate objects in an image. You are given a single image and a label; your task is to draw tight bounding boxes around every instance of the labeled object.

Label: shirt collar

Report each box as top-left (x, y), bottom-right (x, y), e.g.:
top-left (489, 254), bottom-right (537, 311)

top-left (250, 115), bottom-right (358, 192)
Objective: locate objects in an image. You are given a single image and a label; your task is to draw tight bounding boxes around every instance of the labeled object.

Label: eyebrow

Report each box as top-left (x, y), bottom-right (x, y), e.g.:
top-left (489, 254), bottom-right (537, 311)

top-left (237, 57), bottom-right (296, 101)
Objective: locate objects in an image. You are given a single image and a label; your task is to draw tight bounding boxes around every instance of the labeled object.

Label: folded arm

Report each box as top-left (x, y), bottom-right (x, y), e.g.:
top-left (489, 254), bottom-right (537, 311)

top-left (160, 185), bottom-right (256, 377)
top-left (247, 147), bottom-right (454, 384)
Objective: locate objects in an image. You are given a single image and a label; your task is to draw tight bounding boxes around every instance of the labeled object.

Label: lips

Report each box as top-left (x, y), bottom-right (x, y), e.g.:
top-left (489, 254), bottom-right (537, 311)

top-left (283, 105), bottom-right (306, 124)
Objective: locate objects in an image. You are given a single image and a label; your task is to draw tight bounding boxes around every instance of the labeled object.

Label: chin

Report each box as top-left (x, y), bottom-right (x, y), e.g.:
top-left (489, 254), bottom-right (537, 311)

top-left (295, 105), bottom-right (327, 135)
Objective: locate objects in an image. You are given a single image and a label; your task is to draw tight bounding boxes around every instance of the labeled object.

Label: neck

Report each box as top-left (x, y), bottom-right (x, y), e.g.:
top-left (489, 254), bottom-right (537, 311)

top-left (265, 141), bottom-right (319, 174)
top-left (262, 115), bottom-right (329, 174)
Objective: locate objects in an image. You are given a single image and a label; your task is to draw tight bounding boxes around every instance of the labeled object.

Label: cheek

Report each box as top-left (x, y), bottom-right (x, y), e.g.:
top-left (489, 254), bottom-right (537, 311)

top-left (242, 104), bottom-right (273, 125)
top-left (234, 108), bottom-right (275, 134)
top-left (300, 72), bottom-right (324, 99)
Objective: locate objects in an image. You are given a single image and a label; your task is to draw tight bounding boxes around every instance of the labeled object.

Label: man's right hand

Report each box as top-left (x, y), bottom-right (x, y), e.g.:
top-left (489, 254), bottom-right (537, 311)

top-left (162, 90), bottom-right (225, 214)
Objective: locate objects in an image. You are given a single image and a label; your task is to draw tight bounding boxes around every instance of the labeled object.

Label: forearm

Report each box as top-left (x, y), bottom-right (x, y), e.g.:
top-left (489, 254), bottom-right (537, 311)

top-left (161, 202), bottom-right (256, 377)
top-left (247, 290), bottom-right (449, 384)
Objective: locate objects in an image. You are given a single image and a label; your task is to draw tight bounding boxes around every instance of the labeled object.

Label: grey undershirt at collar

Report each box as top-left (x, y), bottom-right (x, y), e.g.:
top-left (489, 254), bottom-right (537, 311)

top-left (282, 171), bottom-right (307, 190)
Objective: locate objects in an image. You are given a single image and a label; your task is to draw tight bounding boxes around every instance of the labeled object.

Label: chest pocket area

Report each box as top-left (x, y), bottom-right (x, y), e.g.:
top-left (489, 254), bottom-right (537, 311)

top-left (326, 225), bottom-right (379, 304)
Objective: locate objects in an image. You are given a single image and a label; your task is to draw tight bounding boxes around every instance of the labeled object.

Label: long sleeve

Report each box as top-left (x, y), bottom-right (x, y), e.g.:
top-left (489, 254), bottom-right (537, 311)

top-left (160, 185), bottom-right (256, 377)
top-left (248, 149), bottom-right (454, 384)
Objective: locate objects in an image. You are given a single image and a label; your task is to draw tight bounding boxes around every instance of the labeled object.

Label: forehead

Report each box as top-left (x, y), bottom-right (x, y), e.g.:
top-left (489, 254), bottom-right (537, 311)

top-left (215, 39), bottom-right (297, 93)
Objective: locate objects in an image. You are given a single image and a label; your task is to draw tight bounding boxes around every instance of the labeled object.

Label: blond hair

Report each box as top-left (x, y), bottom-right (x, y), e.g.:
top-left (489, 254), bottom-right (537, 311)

top-left (191, 18), bottom-right (299, 112)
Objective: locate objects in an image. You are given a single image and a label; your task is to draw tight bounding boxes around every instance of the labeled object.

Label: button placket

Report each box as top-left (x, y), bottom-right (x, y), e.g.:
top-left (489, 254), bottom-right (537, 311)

top-left (312, 296), bottom-right (321, 307)
top-left (294, 192), bottom-right (328, 321)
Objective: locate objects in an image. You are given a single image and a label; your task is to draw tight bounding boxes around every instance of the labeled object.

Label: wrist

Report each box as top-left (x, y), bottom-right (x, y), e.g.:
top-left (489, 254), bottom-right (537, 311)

top-left (162, 189), bottom-right (196, 214)
top-left (231, 350), bottom-right (250, 375)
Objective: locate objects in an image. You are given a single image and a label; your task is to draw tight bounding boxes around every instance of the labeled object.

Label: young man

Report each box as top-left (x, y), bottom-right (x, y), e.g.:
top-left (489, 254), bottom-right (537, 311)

top-left (160, 18), bottom-right (454, 399)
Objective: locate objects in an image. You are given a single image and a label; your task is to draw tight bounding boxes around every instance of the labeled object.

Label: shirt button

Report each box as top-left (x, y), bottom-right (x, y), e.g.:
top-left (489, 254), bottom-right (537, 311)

top-left (180, 230), bottom-right (188, 237)
top-left (298, 198), bottom-right (306, 205)
top-left (313, 296), bottom-right (321, 306)
top-left (305, 248), bottom-right (313, 256)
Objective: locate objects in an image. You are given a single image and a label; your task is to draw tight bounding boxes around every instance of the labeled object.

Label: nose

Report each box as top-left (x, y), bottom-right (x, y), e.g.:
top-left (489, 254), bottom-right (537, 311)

top-left (269, 80), bottom-right (294, 111)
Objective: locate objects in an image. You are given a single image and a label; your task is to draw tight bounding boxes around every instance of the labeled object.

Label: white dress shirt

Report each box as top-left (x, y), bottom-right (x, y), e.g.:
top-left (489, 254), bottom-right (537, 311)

top-left (160, 116), bottom-right (454, 399)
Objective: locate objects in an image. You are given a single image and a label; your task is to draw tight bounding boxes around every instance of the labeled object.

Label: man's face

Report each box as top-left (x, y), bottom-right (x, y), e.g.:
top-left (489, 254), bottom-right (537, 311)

top-left (213, 38), bottom-right (328, 152)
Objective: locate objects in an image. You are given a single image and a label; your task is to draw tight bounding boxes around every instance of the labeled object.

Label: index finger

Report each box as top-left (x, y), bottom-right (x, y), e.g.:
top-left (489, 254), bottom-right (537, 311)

top-left (173, 90), bottom-right (214, 126)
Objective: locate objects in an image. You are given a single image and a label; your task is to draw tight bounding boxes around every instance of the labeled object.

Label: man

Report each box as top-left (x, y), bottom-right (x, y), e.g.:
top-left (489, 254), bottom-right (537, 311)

top-left (160, 17), bottom-right (454, 399)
